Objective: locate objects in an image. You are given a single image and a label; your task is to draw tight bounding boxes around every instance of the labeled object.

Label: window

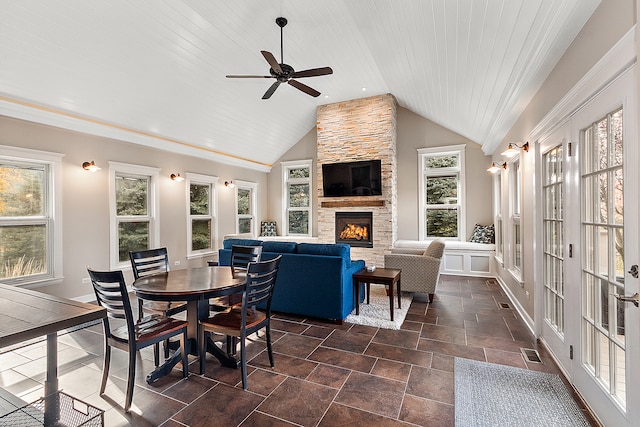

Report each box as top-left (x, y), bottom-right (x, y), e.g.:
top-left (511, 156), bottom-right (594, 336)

top-left (109, 162), bottom-right (159, 269)
top-left (235, 180), bottom-right (257, 236)
top-left (418, 145), bottom-right (466, 240)
top-left (282, 160), bottom-right (312, 236)
top-left (510, 159), bottom-right (522, 276)
top-left (494, 173), bottom-right (504, 262)
top-left (0, 145), bottom-right (63, 285)
top-left (186, 173), bottom-right (218, 258)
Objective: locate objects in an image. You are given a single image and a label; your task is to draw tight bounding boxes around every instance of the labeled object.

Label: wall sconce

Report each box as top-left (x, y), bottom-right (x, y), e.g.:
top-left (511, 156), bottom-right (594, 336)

top-left (225, 180), bottom-right (236, 188)
top-left (82, 160), bottom-right (101, 172)
top-left (501, 141), bottom-right (529, 157)
top-left (487, 162), bottom-right (507, 173)
top-left (170, 173), bottom-right (184, 182)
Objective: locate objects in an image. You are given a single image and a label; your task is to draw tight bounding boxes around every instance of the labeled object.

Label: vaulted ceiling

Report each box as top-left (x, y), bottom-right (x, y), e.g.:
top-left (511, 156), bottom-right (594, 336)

top-left (0, 0), bottom-right (600, 171)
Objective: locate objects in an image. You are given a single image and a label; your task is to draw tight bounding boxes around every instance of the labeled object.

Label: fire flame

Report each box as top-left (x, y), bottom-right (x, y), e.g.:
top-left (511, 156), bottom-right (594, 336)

top-left (339, 223), bottom-right (369, 240)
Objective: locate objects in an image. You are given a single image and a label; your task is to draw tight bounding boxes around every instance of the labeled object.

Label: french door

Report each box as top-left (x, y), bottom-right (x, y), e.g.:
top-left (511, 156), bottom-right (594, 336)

top-left (539, 123), bottom-right (573, 376)
top-left (566, 66), bottom-right (639, 426)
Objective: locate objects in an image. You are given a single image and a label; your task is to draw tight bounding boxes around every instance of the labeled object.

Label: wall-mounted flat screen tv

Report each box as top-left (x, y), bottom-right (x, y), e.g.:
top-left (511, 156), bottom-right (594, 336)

top-left (322, 160), bottom-right (382, 197)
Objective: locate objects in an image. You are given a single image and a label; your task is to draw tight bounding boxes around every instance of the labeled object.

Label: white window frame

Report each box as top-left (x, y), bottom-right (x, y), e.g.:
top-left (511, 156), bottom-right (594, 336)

top-left (494, 172), bottom-right (504, 264)
top-left (508, 157), bottom-right (523, 281)
top-left (108, 162), bottom-right (160, 269)
top-left (234, 180), bottom-right (257, 237)
top-left (281, 159), bottom-right (312, 237)
top-left (0, 145), bottom-right (63, 286)
top-left (418, 144), bottom-right (466, 241)
top-left (185, 172), bottom-right (218, 259)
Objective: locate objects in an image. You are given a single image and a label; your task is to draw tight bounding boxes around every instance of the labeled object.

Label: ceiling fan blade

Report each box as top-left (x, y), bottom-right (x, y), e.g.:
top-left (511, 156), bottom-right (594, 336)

top-left (291, 67), bottom-right (333, 78)
top-left (262, 81), bottom-right (281, 99)
top-left (226, 75), bottom-right (272, 78)
top-left (261, 50), bottom-right (283, 74)
top-left (288, 79), bottom-right (320, 97)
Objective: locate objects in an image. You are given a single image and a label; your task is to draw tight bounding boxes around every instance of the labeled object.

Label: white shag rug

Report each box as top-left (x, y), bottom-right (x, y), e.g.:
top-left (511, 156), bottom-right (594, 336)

top-left (344, 284), bottom-right (412, 330)
top-left (455, 358), bottom-right (590, 427)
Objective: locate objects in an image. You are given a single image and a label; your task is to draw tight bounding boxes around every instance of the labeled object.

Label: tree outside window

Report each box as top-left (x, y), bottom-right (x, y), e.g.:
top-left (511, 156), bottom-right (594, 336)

top-left (282, 160), bottom-right (312, 236)
top-left (186, 173), bottom-right (217, 257)
top-left (109, 162), bottom-right (159, 268)
top-left (0, 163), bottom-right (47, 280)
top-left (235, 181), bottom-right (257, 236)
top-left (0, 146), bottom-right (63, 285)
top-left (418, 145), bottom-right (466, 240)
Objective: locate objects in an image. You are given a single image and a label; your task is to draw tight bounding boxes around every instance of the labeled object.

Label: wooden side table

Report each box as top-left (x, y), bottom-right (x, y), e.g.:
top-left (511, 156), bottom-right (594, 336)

top-left (353, 268), bottom-right (402, 321)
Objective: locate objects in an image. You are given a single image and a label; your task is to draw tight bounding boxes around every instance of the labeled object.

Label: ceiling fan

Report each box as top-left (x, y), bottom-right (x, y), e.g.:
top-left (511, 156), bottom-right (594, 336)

top-left (226, 17), bottom-right (333, 99)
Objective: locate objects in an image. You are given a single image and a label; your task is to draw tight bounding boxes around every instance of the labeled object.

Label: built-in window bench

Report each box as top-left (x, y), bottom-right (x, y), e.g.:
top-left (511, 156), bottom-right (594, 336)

top-left (391, 240), bottom-right (496, 277)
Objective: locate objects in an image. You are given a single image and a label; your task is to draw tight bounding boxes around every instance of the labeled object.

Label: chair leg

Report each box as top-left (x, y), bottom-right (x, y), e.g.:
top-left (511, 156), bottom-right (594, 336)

top-left (181, 329), bottom-right (189, 379)
top-left (124, 350), bottom-right (136, 412)
top-left (138, 299), bottom-right (144, 321)
top-left (240, 333), bottom-right (247, 390)
top-left (100, 343), bottom-right (111, 395)
top-left (266, 325), bottom-right (275, 368)
top-left (429, 293), bottom-right (435, 303)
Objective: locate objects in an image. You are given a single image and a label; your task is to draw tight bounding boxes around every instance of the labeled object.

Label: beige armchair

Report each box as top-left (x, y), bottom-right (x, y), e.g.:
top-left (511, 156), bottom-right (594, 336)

top-left (384, 239), bottom-right (445, 303)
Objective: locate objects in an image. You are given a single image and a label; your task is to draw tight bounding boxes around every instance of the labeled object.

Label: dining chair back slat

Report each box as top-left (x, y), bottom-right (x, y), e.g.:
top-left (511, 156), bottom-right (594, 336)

top-left (87, 268), bottom-right (189, 412)
top-left (230, 245), bottom-right (263, 272)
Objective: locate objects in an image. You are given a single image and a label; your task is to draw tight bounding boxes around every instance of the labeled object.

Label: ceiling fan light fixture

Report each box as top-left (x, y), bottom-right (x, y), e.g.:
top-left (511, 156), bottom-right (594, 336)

top-left (226, 17), bottom-right (333, 99)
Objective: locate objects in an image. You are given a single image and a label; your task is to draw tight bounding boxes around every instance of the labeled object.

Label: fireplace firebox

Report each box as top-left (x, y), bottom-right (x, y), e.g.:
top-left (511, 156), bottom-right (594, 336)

top-left (335, 212), bottom-right (373, 248)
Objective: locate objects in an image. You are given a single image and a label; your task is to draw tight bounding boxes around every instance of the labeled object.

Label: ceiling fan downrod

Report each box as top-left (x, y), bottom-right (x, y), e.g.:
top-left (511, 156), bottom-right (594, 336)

top-left (276, 17), bottom-right (287, 65)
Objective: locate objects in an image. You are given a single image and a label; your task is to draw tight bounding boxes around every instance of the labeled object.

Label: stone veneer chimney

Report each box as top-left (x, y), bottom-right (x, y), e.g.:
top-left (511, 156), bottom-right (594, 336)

top-left (316, 94), bottom-right (397, 266)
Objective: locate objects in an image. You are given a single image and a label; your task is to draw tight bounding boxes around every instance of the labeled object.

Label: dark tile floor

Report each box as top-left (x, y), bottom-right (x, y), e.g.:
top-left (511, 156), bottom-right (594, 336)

top-left (0, 275), bottom-right (596, 426)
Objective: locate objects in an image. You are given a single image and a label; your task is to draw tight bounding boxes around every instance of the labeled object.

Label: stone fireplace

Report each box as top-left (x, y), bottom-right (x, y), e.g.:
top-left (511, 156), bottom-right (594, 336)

top-left (316, 94), bottom-right (397, 266)
top-left (335, 212), bottom-right (373, 248)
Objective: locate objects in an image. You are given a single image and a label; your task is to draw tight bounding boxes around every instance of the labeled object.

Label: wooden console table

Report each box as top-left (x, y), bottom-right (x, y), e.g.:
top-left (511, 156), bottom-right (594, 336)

top-left (352, 268), bottom-right (402, 321)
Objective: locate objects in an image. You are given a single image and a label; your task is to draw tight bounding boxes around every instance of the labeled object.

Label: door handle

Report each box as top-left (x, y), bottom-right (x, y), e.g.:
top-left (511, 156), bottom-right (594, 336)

top-left (629, 265), bottom-right (639, 278)
top-left (615, 292), bottom-right (640, 307)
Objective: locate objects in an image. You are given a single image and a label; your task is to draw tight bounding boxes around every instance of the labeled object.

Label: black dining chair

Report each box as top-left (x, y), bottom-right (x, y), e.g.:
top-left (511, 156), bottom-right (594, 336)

top-left (199, 255), bottom-right (282, 390)
top-left (129, 248), bottom-right (187, 320)
top-left (211, 245), bottom-right (264, 313)
top-left (87, 268), bottom-right (189, 412)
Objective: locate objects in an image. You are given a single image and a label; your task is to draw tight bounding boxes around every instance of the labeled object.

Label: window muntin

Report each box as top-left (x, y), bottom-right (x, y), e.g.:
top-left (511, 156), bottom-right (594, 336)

top-left (235, 180), bottom-right (257, 236)
top-left (282, 160), bottom-right (312, 236)
top-left (418, 145), bottom-right (466, 240)
top-left (109, 162), bottom-right (159, 269)
top-left (0, 146), bottom-right (63, 285)
top-left (186, 173), bottom-right (218, 258)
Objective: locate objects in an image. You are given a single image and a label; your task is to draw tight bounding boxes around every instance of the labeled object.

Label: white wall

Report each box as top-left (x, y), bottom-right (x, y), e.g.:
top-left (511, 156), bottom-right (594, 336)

top-left (0, 115), bottom-right (269, 299)
top-left (492, 0), bottom-right (636, 317)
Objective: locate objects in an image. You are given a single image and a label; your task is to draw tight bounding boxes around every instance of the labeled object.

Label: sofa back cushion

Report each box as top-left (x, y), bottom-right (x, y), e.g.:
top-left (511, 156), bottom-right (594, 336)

top-left (296, 243), bottom-right (351, 267)
top-left (223, 238), bottom-right (263, 249)
top-left (261, 241), bottom-right (297, 253)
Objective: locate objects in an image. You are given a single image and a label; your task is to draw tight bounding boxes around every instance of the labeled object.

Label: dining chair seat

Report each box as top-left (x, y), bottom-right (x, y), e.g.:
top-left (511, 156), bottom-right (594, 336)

top-left (109, 314), bottom-right (189, 344)
top-left (200, 307), bottom-right (266, 337)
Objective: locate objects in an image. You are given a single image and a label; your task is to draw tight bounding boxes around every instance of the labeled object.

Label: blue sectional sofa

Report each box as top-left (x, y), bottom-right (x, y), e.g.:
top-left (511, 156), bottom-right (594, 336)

top-left (218, 239), bottom-right (365, 322)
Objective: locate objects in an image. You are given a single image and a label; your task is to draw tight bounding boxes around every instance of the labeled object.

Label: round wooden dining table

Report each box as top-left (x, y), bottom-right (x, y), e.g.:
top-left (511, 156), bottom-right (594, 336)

top-left (133, 266), bottom-right (245, 382)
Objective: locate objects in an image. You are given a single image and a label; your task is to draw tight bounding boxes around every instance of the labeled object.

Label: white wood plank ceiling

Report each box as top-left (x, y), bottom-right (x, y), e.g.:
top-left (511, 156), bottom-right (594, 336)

top-left (0, 0), bottom-right (600, 171)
